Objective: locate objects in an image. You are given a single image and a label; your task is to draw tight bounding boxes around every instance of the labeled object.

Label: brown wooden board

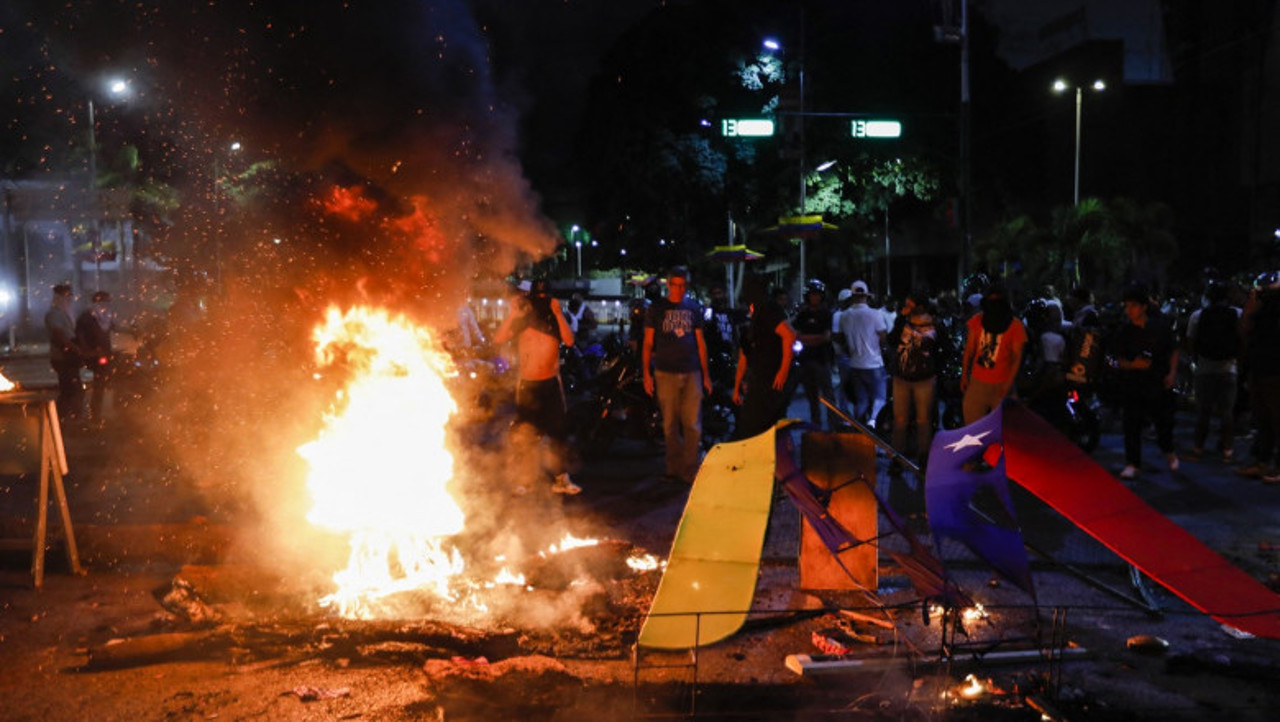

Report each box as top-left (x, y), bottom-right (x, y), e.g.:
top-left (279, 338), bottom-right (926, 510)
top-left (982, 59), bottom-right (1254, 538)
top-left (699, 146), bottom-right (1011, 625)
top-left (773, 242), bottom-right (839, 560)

top-left (798, 432), bottom-right (878, 591)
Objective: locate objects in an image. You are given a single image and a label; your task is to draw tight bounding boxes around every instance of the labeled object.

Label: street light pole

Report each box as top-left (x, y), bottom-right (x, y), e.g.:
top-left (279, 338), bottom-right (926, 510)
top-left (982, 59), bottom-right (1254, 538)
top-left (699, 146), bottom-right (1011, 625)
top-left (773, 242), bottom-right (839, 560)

top-left (571, 225), bottom-right (582, 277)
top-left (1054, 78), bottom-right (1104, 206)
top-left (85, 79), bottom-right (130, 292)
top-left (214, 140), bottom-right (243, 294)
top-left (1073, 85), bottom-right (1082, 206)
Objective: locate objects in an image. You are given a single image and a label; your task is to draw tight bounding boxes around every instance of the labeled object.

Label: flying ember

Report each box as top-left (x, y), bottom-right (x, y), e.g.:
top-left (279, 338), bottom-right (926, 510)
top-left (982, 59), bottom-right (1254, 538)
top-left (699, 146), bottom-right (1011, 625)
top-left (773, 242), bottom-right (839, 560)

top-left (297, 306), bottom-right (466, 619)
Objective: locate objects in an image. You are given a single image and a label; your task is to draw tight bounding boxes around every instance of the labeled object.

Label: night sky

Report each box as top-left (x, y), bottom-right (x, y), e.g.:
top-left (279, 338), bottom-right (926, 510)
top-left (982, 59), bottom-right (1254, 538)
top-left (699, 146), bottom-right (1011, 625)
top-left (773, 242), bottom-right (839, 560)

top-left (2, 1), bottom-right (1274, 294)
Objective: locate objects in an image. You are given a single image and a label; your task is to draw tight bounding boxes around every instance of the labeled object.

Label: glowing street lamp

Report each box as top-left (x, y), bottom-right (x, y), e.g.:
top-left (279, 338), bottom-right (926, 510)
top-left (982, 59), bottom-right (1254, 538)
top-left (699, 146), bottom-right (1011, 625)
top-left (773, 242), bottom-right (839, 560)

top-left (86, 77), bottom-right (130, 289)
top-left (214, 140), bottom-right (244, 292)
top-left (1053, 78), bottom-right (1106, 205)
top-left (570, 224), bottom-right (582, 277)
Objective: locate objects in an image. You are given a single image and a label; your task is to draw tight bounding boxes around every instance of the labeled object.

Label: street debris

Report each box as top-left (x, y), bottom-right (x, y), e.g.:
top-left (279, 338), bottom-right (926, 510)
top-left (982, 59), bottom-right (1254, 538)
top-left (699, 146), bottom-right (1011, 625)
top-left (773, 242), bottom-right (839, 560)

top-left (288, 685), bottom-right (351, 701)
top-left (1125, 634), bottom-right (1170, 655)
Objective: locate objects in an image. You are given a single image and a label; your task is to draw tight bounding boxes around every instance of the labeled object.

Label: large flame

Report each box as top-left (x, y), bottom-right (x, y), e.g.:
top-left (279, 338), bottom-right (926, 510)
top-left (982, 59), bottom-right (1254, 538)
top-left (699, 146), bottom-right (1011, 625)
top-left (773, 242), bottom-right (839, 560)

top-left (298, 306), bottom-right (465, 619)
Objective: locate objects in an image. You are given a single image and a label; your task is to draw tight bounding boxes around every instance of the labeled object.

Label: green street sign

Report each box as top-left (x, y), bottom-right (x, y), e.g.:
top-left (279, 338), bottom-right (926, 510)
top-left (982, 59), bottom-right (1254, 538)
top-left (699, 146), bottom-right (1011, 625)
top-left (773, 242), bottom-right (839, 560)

top-left (721, 119), bottom-right (775, 137)
top-left (851, 119), bottom-right (902, 138)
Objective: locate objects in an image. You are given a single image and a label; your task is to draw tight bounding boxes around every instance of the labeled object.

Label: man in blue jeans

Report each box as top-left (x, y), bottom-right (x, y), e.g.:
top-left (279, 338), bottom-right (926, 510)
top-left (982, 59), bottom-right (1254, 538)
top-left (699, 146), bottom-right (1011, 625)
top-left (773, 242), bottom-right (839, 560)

top-left (837, 280), bottom-right (890, 423)
top-left (643, 266), bottom-right (712, 483)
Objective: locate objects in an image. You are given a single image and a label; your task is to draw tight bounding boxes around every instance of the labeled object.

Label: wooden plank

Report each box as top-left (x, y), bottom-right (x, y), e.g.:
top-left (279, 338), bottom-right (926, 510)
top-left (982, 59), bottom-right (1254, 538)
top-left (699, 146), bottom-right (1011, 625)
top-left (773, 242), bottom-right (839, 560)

top-left (798, 432), bottom-right (878, 591)
top-left (45, 402), bottom-right (81, 576)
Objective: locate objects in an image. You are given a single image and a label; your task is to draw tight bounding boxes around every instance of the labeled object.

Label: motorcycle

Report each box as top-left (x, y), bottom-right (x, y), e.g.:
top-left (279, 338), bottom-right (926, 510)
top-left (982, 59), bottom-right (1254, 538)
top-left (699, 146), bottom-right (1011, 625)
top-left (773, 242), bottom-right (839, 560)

top-left (568, 346), bottom-right (662, 458)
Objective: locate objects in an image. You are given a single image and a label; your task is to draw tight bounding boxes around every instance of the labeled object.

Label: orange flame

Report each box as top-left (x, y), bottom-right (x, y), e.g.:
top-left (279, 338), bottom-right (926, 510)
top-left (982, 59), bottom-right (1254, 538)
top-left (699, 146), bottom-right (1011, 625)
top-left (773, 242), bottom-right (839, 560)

top-left (320, 185), bottom-right (379, 222)
top-left (298, 306), bottom-right (465, 619)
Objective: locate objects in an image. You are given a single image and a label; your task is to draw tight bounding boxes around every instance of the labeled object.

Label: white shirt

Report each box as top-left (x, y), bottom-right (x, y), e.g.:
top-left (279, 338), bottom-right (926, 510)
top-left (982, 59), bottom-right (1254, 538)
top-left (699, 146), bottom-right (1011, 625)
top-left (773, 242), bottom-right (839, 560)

top-left (838, 303), bottom-right (890, 369)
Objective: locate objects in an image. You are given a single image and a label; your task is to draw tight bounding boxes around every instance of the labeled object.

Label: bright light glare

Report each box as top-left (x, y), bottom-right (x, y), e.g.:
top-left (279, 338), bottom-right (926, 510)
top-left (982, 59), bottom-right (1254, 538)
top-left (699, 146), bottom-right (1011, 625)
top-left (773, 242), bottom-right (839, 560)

top-left (868, 121), bottom-right (901, 137)
top-left (230, 141), bottom-right (242, 152)
top-left (816, 160), bottom-right (837, 172)
top-left (724, 118), bottom-right (775, 137)
top-left (1052, 79), bottom-right (1068, 93)
top-left (108, 79), bottom-right (128, 95)
top-left (763, 38), bottom-right (780, 51)
top-left (1093, 79), bottom-right (1107, 91)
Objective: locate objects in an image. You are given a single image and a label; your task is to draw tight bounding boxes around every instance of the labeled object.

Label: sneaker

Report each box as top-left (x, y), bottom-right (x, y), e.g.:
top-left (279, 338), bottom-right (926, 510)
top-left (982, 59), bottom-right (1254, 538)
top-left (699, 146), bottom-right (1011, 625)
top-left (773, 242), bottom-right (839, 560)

top-left (1119, 465), bottom-right (1138, 480)
top-left (1236, 463), bottom-right (1265, 478)
top-left (551, 474), bottom-right (582, 495)
top-left (1166, 453), bottom-right (1180, 472)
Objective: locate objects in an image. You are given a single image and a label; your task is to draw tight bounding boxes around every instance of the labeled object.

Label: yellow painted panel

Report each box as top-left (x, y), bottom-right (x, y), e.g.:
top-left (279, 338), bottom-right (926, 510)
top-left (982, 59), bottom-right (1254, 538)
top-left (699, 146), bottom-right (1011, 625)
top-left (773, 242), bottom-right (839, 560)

top-left (637, 424), bottom-right (779, 649)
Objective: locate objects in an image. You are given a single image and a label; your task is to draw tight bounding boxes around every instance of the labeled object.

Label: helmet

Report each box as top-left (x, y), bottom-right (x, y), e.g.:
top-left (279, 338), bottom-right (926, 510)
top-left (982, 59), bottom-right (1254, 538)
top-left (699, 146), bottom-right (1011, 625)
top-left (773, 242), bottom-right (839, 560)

top-left (962, 272), bottom-right (989, 297)
top-left (804, 278), bottom-right (826, 296)
top-left (1254, 270), bottom-right (1280, 292)
top-left (1023, 298), bottom-right (1050, 327)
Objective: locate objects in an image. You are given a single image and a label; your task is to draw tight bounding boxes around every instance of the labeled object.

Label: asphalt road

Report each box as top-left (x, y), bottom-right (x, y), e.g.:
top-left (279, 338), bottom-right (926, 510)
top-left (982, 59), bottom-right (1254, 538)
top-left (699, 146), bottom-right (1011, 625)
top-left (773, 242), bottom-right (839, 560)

top-left (3, 350), bottom-right (1280, 720)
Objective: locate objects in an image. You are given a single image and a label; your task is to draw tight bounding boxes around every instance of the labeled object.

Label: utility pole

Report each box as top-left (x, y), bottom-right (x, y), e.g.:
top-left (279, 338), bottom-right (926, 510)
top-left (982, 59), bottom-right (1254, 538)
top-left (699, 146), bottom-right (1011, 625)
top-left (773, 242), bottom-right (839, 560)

top-left (959, 0), bottom-right (972, 282)
top-left (936, 0), bottom-right (971, 291)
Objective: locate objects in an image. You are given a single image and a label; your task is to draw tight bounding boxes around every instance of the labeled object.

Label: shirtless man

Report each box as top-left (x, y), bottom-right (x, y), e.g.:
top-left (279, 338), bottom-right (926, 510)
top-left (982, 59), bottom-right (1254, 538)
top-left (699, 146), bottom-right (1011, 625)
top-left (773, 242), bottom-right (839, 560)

top-left (494, 280), bottom-right (580, 494)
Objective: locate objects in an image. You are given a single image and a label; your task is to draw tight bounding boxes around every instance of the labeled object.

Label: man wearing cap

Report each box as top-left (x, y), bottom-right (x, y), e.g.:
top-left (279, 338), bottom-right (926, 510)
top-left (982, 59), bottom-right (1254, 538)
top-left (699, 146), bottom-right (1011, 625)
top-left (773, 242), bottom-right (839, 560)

top-left (643, 266), bottom-right (712, 484)
top-left (837, 281), bottom-right (890, 424)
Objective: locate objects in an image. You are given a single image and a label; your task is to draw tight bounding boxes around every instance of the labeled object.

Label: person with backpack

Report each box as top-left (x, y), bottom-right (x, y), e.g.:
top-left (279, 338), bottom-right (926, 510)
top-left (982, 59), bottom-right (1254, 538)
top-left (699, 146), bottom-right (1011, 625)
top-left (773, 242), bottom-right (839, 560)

top-left (1186, 281), bottom-right (1242, 462)
top-left (888, 290), bottom-right (950, 471)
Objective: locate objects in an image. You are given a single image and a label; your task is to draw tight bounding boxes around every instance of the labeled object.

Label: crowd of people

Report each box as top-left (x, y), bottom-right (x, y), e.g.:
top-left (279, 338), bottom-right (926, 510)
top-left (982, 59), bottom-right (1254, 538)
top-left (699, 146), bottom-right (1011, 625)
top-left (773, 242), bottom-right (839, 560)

top-left (470, 266), bottom-right (1280, 494)
top-left (43, 283), bottom-right (124, 428)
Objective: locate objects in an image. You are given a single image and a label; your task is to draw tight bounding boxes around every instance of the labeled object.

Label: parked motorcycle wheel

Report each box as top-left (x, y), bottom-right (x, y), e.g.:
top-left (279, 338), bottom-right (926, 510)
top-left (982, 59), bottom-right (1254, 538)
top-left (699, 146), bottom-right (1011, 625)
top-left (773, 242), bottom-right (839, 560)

top-left (569, 399), bottom-right (617, 459)
top-left (701, 394), bottom-right (737, 449)
top-left (1066, 401), bottom-right (1101, 452)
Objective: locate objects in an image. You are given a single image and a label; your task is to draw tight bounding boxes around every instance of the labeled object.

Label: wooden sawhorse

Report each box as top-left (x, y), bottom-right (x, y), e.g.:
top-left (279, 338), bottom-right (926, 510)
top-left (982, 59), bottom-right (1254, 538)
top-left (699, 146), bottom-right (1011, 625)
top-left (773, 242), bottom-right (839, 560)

top-left (0, 393), bottom-right (83, 587)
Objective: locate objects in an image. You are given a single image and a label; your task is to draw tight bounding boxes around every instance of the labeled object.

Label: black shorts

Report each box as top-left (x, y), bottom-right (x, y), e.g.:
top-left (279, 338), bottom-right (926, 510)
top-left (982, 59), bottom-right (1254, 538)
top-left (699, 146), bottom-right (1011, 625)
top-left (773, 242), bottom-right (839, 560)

top-left (515, 377), bottom-right (567, 441)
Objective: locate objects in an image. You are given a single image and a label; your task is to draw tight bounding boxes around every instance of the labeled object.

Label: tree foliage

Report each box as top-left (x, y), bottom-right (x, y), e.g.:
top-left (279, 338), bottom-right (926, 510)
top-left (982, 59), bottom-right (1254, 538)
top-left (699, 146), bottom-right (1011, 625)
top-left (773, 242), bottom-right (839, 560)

top-left (975, 197), bottom-right (1178, 300)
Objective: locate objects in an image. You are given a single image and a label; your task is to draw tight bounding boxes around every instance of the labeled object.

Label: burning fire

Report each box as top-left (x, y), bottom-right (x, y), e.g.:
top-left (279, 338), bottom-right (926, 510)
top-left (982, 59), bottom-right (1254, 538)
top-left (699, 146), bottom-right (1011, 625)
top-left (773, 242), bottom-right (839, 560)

top-left (0, 371), bottom-right (14, 392)
top-left (298, 306), bottom-right (465, 619)
top-left (294, 307), bottom-right (657, 626)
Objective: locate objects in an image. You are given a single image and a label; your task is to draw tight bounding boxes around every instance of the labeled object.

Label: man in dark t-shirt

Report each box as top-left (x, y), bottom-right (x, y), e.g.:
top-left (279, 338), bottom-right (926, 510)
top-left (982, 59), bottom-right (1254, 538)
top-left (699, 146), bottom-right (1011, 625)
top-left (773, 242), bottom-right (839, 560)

top-left (733, 277), bottom-right (797, 439)
top-left (643, 267), bottom-right (712, 483)
top-left (792, 280), bottom-right (835, 427)
top-left (1109, 283), bottom-right (1180, 479)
